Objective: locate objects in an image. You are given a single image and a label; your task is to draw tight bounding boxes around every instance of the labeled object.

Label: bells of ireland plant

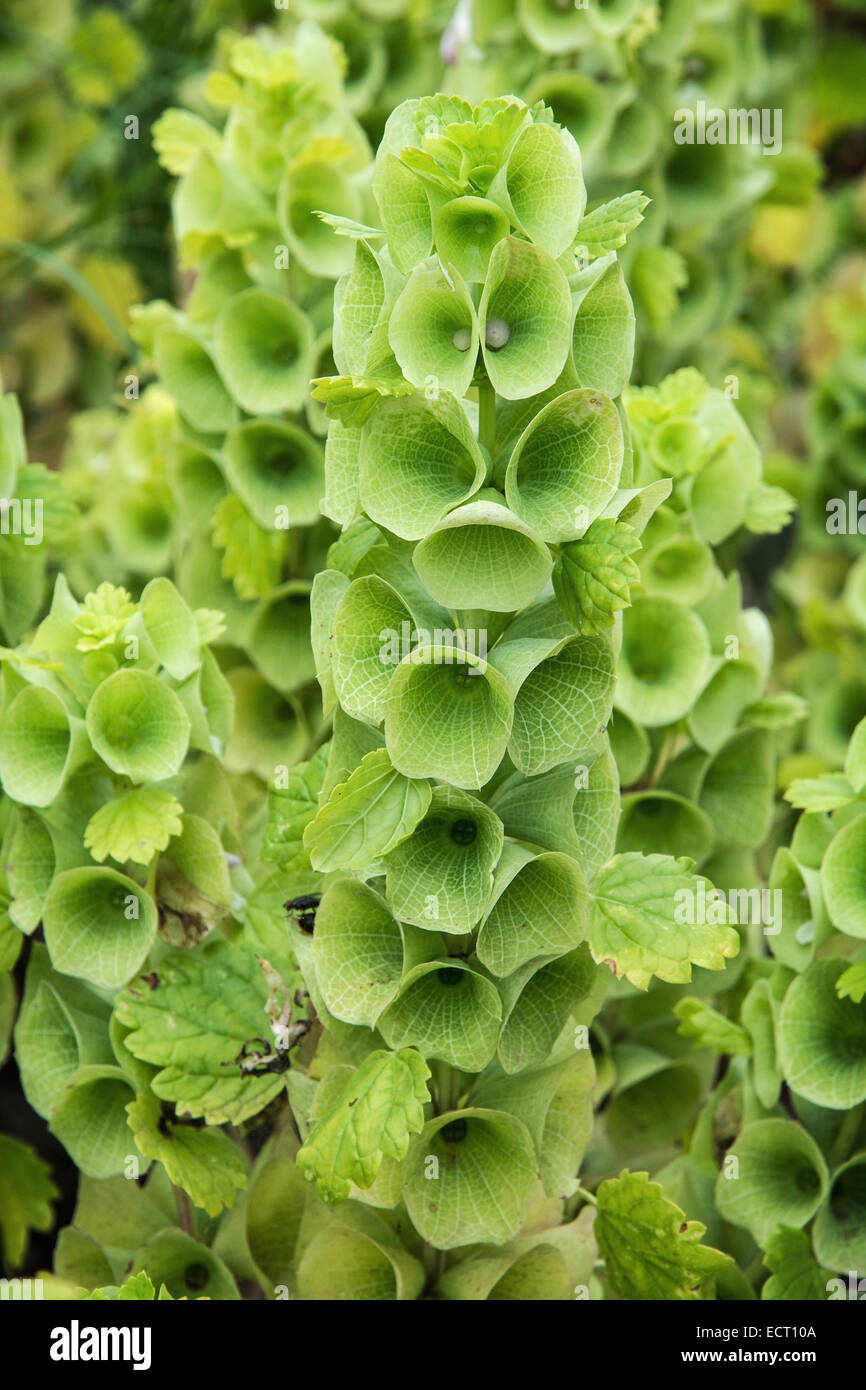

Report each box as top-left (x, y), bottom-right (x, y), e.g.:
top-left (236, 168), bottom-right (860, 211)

top-left (247, 94), bottom-right (743, 1298)
top-left (0, 571), bottom-right (265, 1216)
top-left (92, 24), bottom-right (379, 783)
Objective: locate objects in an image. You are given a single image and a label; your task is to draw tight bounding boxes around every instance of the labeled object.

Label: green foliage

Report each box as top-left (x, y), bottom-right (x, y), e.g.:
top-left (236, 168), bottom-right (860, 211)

top-left (553, 519), bottom-right (641, 635)
top-left (595, 1171), bottom-right (732, 1300)
top-left (289, 87), bottom-right (777, 1291)
top-left (297, 1048), bottom-right (430, 1201)
top-left (0, 1134), bottom-right (58, 1269)
top-left (1, 0), bottom-right (863, 1309)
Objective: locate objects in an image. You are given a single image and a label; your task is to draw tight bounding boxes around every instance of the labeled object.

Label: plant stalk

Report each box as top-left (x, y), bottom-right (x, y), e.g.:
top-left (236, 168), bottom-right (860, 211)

top-left (478, 378), bottom-right (497, 462)
top-left (174, 1185), bottom-right (195, 1236)
top-left (829, 1102), bottom-right (865, 1168)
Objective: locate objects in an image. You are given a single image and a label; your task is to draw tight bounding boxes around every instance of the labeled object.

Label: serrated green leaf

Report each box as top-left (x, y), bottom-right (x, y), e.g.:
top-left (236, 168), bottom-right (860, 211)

top-left (576, 191), bottom-right (649, 257)
top-left (631, 245), bottom-right (689, 334)
top-left (84, 789), bottom-right (184, 867)
top-left (836, 962), bottom-right (866, 1004)
top-left (115, 943), bottom-right (288, 1125)
top-left (744, 483), bottom-right (796, 535)
top-left (588, 854), bottom-right (740, 990)
top-left (127, 1093), bottom-right (247, 1218)
top-left (553, 519), bottom-right (640, 634)
top-left (0, 1134), bottom-right (58, 1268)
top-left (261, 744), bottom-right (329, 867)
top-left (674, 997), bottom-right (752, 1055)
top-left (595, 1170), bottom-right (731, 1300)
top-left (297, 1048), bottom-right (430, 1202)
top-left (84, 1270), bottom-right (167, 1300)
top-left (310, 375), bottom-right (414, 427)
top-left (153, 108), bottom-right (221, 176)
top-left (194, 608), bottom-right (226, 646)
top-left (784, 774), bottom-right (856, 812)
top-left (73, 582), bottom-right (137, 652)
top-left (211, 495), bottom-right (284, 601)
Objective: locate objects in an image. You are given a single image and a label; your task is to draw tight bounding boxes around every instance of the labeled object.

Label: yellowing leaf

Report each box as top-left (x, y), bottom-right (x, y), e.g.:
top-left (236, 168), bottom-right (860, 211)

top-left (152, 109), bottom-right (221, 176)
top-left (85, 789), bottom-right (184, 866)
top-left (836, 962), bottom-right (866, 1005)
top-left (297, 1049), bottom-right (430, 1202)
top-left (115, 943), bottom-right (288, 1126)
top-left (595, 1170), bottom-right (731, 1300)
top-left (127, 1094), bottom-right (247, 1219)
top-left (589, 854), bottom-right (739, 990)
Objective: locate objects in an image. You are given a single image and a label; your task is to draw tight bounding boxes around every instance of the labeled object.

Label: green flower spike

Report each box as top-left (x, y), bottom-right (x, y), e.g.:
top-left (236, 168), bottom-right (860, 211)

top-left (287, 89), bottom-right (751, 1283)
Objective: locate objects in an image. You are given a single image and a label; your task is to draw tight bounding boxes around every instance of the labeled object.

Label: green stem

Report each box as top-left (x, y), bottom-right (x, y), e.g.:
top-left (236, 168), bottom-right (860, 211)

top-left (646, 730), bottom-right (677, 789)
top-left (431, 1246), bottom-right (446, 1288)
top-left (145, 856), bottom-right (159, 899)
top-left (829, 1102), bottom-right (865, 1168)
top-left (230, 1125), bottom-right (255, 1167)
top-left (433, 1060), bottom-right (452, 1115)
top-left (286, 527), bottom-right (303, 579)
top-left (478, 378), bottom-right (496, 463)
top-left (421, 1240), bottom-right (446, 1293)
top-left (449, 1067), bottom-right (462, 1111)
top-left (174, 1185), bottom-right (195, 1236)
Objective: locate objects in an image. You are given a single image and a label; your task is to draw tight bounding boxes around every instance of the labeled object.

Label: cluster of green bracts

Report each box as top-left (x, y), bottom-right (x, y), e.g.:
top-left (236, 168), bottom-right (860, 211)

top-left (3, 5), bottom-right (864, 1297)
top-left (450, 0), bottom-right (818, 388)
top-left (55, 25), bottom-right (380, 781)
top-left (247, 93), bottom-right (768, 1294)
top-left (0, 569), bottom-right (239, 1182)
